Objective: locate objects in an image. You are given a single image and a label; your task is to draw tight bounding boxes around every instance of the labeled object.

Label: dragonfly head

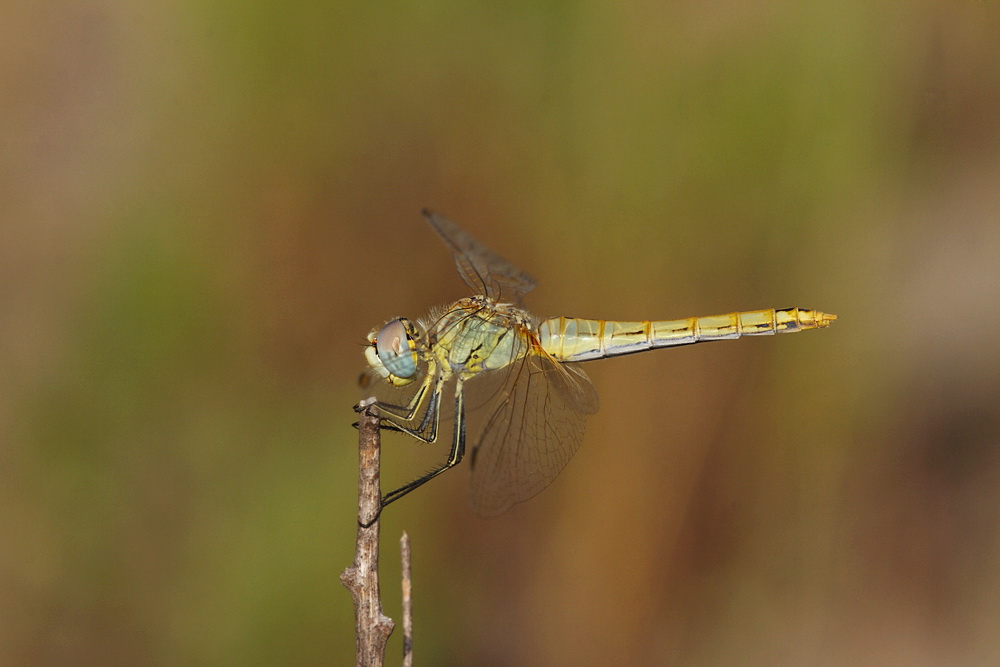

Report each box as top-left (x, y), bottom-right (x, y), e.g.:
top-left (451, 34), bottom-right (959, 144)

top-left (366, 318), bottom-right (419, 386)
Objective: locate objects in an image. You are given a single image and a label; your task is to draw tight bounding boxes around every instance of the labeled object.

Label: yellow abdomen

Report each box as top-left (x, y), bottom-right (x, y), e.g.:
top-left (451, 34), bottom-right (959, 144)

top-left (537, 308), bottom-right (837, 362)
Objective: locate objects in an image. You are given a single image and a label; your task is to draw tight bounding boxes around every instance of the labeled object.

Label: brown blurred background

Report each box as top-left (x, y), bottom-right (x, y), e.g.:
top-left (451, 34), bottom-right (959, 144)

top-left (3, 2), bottom-right (999, 665)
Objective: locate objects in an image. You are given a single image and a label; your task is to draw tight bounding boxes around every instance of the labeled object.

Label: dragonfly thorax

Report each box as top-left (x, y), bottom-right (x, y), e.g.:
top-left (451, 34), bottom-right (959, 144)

top-left (426, 297), bottom-right (535, 380)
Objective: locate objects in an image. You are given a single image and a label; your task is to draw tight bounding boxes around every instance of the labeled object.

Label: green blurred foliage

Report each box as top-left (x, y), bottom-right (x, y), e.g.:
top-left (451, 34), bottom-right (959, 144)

top-left (3, 2), bottom-right (1000, 665)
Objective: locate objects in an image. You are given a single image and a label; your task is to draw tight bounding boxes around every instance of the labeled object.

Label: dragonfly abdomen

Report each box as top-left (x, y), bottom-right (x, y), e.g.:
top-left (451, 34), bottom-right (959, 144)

top-left (538, 308), bottom-right (836, 362)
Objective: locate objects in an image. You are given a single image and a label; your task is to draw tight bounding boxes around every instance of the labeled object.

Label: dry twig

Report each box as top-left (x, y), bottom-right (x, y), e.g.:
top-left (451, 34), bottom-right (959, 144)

top-left (401, 531), bottom-right (413, 666)
top-left (341, 403), bottom-right (394, 666)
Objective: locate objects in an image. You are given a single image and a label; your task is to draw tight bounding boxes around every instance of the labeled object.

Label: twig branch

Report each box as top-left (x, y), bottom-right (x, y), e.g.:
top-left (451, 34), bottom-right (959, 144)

top-left (341, 402), bottom-right (394, 666)
top-left (401, 531), bottom-right (413, 667)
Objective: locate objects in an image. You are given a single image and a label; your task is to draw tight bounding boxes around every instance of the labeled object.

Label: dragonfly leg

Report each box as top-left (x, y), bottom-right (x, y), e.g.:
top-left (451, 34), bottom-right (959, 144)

top-left (380, 396), bottom-right (437, 441)
top-left (361, 381), bottom-right (467, 527)
top-left (366, 372), bottom-right (433, 421)
top-left (374, 374), bottom-right (443, 444)
top-left (354, 372), bottom-right (439, 436)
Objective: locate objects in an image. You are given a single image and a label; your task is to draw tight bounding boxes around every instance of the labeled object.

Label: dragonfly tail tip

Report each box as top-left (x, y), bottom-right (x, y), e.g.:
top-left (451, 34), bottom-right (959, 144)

top-left (816, 311), bottom-right (838, 327)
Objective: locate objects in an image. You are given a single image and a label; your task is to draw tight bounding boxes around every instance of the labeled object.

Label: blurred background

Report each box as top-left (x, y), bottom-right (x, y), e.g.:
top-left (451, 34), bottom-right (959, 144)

top-left (3, 2), bottom-right (999, 665)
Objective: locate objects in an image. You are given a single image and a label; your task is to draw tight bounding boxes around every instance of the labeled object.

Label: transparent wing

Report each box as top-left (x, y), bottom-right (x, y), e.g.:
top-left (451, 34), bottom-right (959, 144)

top-left (423, 209), bottom-right (537, 303)
top-left (467, 341), bottom-right (599, 517)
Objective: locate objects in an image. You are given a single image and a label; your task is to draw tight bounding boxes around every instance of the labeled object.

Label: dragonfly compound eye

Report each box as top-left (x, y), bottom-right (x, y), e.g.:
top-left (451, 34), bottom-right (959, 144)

top-left (375, 318), bottom-right (418, 381)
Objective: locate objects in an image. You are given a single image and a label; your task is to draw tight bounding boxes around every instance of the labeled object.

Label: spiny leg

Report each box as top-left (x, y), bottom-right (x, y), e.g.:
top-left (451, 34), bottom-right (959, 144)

top-left (360, 380), bottom-right (467, 527)
top-left (376, 378), bottom-right (442, 443)
top-left (355, 371), bottom-right (433, 421)
top-left (372, 378), bottom-right (431, 421)
top-left (353, 372), bottom-right (435, 433)
top-left (380, 382), bottom-right (466, 509)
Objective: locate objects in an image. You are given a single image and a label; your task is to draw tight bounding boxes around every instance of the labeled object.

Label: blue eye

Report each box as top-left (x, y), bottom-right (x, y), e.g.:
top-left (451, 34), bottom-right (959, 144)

top-left (376, 319), bottom-right (417, 379)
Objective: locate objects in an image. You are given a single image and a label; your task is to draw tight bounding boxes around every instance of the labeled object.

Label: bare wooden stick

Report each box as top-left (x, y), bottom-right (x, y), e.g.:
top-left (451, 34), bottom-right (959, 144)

top-left (341, 402), bottom-right (394, 666)
top-left (401, 531), bottom-right (413, 667)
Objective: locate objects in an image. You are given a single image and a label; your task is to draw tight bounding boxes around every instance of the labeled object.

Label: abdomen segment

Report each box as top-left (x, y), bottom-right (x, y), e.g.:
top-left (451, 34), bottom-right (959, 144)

top-left (537, 308), bottom-right (837, 362)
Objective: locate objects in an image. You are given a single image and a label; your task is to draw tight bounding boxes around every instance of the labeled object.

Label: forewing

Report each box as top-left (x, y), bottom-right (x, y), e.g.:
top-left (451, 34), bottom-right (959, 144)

top-left (423, 210), bottom-right (537, 302)
top-left (468, 348), bottom-right (599, 516)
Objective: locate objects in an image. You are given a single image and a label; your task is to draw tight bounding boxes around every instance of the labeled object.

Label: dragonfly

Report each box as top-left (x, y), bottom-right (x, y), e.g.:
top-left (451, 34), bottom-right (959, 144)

top-left (360, 210), bottom-right (836, 521)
